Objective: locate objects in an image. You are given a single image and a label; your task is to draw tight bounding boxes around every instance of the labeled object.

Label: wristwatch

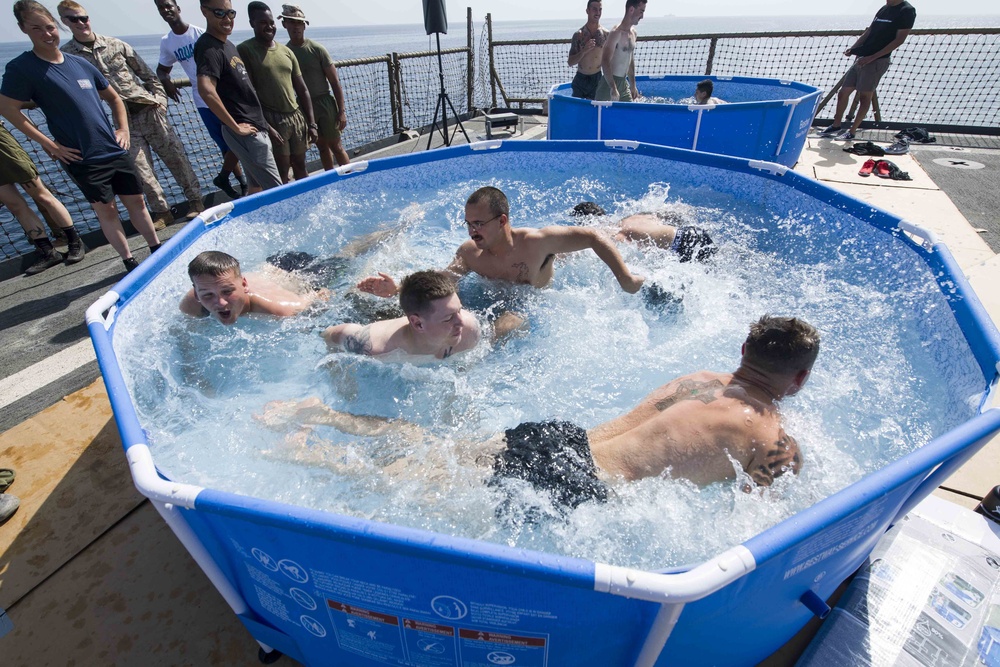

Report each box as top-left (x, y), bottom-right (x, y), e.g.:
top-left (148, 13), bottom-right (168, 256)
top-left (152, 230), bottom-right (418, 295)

top-left (308, 123), bottom-right (318, 129)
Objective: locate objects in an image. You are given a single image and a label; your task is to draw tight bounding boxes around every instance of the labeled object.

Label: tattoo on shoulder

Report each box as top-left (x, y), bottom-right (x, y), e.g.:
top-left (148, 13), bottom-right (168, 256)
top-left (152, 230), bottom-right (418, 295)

top-left (654, 379), bottom-right (724, 411)
top-left (344, 326), bottom-right (373, 355)
top-left (512, 262), bottom-right (530, 283)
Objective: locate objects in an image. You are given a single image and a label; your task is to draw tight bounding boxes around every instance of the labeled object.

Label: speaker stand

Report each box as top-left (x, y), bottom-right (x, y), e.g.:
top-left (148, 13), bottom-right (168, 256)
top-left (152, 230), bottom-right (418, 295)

top-left (427, 32), bottom-right (469, 150)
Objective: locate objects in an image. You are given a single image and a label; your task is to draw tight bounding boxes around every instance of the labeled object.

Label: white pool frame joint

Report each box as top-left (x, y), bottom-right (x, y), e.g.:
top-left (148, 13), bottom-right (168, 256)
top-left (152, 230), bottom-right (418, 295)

top-left (593, 545), bottom-right (757, 666)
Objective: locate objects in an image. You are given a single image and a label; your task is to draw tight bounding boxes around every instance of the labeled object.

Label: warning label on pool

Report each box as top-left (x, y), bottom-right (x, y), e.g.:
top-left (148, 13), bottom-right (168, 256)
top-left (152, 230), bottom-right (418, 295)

top-left (324, 597), bottom-right (549, 667)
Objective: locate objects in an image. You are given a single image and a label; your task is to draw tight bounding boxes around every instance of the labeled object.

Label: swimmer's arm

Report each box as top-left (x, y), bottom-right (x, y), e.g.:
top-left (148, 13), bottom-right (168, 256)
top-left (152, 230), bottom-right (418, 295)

top-left (628, 39), bottom-right (638, 98)
top-left (536, 226), bottom-right (644, 293)
top-left (251, 289), bottom-right (316, 317)
top-left (356, 271), bottom-right (399, 298)
top-left (444, 252), bottom-right (471, 283)
top-left (601, 31), bottom-right (620, 93)
top-left (323, 323), bottom-right (376, 355)
top-left (179, 289), bottom-right (207, 317)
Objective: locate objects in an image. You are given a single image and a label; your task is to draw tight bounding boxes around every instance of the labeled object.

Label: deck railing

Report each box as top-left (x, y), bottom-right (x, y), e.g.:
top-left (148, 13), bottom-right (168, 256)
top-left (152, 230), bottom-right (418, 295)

top-left (2, 13), bottom-right (998, 261)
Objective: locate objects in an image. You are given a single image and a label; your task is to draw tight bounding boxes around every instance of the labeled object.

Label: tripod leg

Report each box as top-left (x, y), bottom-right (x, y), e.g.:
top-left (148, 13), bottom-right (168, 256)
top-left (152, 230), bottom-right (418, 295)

top-left (443, 94), bottom-right (470, 144)
top-left (426, 93), bottom-right (445, 150)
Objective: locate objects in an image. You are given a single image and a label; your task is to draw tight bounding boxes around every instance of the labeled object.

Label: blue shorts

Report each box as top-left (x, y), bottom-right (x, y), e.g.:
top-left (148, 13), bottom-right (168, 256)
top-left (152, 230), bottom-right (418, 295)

top-left (197, 106), bottom-right (229, 156)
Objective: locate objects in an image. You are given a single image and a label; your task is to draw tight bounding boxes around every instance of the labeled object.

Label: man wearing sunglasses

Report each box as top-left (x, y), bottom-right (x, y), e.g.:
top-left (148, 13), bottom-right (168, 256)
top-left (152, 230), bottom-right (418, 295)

top-left (194, 0), bottom-right (282, 193)
top-left (58, 1), bottom-right (204, 230)
top-left (358, 186), bottom-right (645, 299)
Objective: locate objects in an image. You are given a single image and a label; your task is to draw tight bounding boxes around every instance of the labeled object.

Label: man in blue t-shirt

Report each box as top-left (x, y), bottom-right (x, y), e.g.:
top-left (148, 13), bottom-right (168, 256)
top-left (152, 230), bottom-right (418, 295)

top-left (819, 0), bottom-right (917, 141)
top-left (0, 1), bottom-right (162, 273)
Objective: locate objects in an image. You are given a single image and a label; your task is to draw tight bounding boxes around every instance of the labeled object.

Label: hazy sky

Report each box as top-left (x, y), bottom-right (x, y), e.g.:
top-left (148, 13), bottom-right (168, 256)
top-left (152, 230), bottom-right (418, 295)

top-left (1, 0), bottom-right (997, 43)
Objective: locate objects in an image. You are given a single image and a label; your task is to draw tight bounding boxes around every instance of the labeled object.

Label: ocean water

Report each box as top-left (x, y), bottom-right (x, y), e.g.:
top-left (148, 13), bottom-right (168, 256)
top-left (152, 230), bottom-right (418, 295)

top-left (0, 14), bottom-right (997, 72)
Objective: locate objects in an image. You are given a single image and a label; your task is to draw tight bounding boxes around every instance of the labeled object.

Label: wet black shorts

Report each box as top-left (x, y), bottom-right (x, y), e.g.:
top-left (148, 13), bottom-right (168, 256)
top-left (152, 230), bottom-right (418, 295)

top-left (266, 251), bottom-right (351, 286)
top-left (672, 225), bottom-right (718, 263)
top-left (489, 421), bottom-right (610, 516)
top-left (63, 153), bottom-right (142, 204)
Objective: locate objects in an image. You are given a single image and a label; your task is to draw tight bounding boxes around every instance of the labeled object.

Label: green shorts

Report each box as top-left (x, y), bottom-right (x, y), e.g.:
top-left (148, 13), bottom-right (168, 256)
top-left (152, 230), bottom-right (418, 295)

top-left (0, 125), bottom-right (38, 186)
top-left (312, 93), bottom-right (342, 142)
top-left (262, 107), bottom-right (308, 157)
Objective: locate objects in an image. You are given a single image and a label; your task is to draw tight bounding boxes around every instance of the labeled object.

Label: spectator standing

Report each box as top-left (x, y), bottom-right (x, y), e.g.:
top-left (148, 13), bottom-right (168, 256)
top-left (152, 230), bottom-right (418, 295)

top-left (195, 0), bottom-right (282, 194)
top-left (59, 1), bottom-right (203, 230)
top-left (596, 0), bottom-right (646, 102)
top-left (154, 0), bottom-right (248, 200)
top-left (819, 0), bottom-right (916, 141)
top-left (0, 123), bottom-right (85, 274)
top-left (237, 1), bottom-right (317, 183)
top-left (0, 1), bottom-right (161, 273)
top-left (567, 0), bottom-right (608, 100)
top-left (279, 4), bottom-right (349, 169)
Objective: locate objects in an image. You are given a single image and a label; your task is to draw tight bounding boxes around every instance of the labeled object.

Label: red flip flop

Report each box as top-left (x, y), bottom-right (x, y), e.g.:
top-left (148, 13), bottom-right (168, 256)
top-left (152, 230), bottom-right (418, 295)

top-left (859, 159), bottom-right (876, 177)
top-left (875, 160), bottom-right (892, 178)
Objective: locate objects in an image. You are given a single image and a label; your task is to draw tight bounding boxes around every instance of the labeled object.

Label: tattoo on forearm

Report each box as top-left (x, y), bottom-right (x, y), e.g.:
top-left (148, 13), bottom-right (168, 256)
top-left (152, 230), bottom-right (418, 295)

top-left (654, 379), bottom-right (724, 411)
top-left (344, 326), bottom-right (373, 355)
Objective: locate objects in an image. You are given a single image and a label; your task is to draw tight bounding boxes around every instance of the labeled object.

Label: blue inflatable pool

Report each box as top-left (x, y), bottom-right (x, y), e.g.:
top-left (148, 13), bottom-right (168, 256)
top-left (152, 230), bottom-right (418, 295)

top-left (87, 140), bottom-right (1000, 666)
top-left (548, 75), bottom-right (822, 167)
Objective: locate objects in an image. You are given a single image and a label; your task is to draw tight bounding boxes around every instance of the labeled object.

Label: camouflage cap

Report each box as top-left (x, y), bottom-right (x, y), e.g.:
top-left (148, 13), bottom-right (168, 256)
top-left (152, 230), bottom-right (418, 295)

top-left (278, 4), bottom-right (308, 23)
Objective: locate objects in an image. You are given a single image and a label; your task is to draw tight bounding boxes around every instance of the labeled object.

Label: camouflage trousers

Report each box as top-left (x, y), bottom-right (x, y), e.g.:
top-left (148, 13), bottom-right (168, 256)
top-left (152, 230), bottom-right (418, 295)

top-left (128, 104), bottom-right (202, 214)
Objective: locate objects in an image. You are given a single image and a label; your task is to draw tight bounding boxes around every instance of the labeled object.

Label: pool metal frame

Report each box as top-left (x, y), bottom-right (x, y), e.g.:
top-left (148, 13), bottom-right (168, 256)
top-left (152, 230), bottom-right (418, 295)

top-left (87, 140), bottom-right (1000, 667)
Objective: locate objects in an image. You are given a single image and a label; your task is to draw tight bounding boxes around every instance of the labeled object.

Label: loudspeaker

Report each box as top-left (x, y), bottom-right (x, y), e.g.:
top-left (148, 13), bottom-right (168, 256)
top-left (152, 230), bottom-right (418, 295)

top-left (422, 0), bottom-right (447, 35)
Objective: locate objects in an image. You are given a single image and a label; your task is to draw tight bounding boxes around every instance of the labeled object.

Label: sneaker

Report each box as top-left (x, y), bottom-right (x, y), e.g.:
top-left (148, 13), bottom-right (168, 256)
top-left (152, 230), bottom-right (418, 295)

top-left (65, 239), bottom-right (86, 264)
top-left (835, 129), bottom-right (856, 141)
top-left (25, 249), bottom-right (65, 275)
top-left (858, 158), bottom-right (877, 177)
top-left (884, 137), bottom-right (910, 155)
top-left (213, 173), bottom-right (240, 200)
top-left (151, 212), bottom-right (171, 231)
top-left (185, 200), bottom-right (206, 220)
top-left (0, 494), bottom-right (19, 525)
top-left (818, 125), bottom-right (842, 138)
top-left (123, 256), bottom-right (140, 273)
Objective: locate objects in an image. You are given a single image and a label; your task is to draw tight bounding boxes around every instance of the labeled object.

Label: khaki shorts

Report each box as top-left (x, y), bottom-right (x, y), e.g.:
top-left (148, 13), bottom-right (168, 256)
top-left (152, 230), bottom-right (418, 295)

top-left (0, 126), bottom-right (38, 186)
top-left (843, 57), bottom-right (892, 93)
top-left (312, 94), bottom-right (342, 142)
top-left (262, 107), bottom-right (308, 157)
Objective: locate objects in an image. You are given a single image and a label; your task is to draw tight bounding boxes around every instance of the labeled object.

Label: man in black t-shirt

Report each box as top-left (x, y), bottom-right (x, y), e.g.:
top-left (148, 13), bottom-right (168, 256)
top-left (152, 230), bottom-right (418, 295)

top-left (819, 0), bottom-right (916, 141)
top-left (194, 0), bottom-right (282, 192)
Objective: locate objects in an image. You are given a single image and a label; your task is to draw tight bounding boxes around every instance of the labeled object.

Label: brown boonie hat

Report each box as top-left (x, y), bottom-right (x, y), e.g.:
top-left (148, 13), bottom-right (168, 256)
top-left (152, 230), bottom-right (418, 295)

top-left (278, 4), bottom-right (309, 23)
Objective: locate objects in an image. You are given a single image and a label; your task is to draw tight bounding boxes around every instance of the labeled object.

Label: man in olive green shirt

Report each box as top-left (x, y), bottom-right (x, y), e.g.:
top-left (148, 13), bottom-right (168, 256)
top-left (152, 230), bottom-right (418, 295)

top-left (280, 4), bottom-right (349, 169)
top-left (237, 1), bottom-right (316, 183)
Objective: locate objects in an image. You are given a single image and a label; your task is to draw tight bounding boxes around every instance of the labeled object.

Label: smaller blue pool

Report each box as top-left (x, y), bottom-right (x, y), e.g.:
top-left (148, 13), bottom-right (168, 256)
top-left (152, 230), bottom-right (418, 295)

top-left (548, 75), bottom-right (822, 167)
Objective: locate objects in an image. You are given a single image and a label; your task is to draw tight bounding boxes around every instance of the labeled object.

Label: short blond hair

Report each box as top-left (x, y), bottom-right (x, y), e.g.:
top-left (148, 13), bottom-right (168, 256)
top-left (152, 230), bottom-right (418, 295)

top-left (56, 0), bottom-right (85, 15)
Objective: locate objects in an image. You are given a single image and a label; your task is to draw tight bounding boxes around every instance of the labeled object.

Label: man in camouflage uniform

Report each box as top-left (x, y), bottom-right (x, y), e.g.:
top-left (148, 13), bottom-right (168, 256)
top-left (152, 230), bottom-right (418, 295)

top-left (59, 1), bottom-right (203, 230)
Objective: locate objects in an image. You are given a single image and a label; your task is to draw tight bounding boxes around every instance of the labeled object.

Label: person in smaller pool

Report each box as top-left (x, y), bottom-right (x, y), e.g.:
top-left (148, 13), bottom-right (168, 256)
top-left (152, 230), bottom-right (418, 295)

top-left (260, 315), bottom-right (818, 510)
top-left (179, 250), bottom-right (324, 325)
top-left (571, 202), bottom-right (717, 263)
top-left (678, 79), bottom-right (726, 105)
top-left (357, 186), bottom-right (644, 299)
top-left (567, 0), bottom-right (608, 100)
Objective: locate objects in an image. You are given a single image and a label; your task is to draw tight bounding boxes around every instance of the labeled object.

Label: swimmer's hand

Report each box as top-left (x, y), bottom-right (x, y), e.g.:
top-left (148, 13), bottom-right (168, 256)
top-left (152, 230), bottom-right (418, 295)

top-left (356, 272), bottom-right (398, 298)
top-left (618, 272), bottom-right (645, 294)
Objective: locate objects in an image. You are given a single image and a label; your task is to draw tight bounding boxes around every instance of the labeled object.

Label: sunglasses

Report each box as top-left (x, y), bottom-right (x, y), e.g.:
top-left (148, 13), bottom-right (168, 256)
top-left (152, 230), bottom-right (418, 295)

top-left (206, 8), bottom-right (237, 19)
top-left (63, 15), bottom-right (89, 23)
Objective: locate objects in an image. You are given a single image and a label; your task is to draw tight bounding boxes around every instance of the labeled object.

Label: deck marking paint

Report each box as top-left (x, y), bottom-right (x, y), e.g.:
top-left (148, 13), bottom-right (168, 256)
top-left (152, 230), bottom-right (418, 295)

top-left (0, 339), bottom-right (95, 410)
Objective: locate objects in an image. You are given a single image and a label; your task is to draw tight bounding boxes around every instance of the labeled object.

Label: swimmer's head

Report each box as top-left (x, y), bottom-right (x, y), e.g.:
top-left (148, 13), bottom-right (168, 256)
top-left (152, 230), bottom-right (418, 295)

top-left (399, 270), bottom-right (464, 342)
top-left (188, 251), bottom-right (248, 325)
top-left (571, 202), bottom-right (607, 217)
top-left (742, 315), bottom-right (820, 394)
top-left (465, 187), bottom-right (509, 247)
top-left (695, 79), bottom-right (714, 104)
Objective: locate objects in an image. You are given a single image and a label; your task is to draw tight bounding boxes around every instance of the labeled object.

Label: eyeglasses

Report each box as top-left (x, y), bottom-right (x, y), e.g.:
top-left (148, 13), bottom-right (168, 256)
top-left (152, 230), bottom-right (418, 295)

top-left (206, 8), bottom-right (237, 19)
top-left (63, 15), bottom-right (89, 23)
top-left (464, 214), bottom-right (501, 230)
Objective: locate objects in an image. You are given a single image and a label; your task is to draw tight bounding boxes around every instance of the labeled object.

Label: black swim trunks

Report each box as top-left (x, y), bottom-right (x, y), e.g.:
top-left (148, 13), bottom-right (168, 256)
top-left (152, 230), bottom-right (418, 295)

top-left (489, 421), bottom-right (610, 517)
top-left (571, 71), bottom-right (603, 100)
top-left (266, 251), bottom-right (351, 286)
top-left (672, 225), bottom-right (718, 263)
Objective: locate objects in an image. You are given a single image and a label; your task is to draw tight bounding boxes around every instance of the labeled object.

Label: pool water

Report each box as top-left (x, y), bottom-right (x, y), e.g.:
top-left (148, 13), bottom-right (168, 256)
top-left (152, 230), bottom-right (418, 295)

top-left (112, 150), bottom-right (985, 570)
